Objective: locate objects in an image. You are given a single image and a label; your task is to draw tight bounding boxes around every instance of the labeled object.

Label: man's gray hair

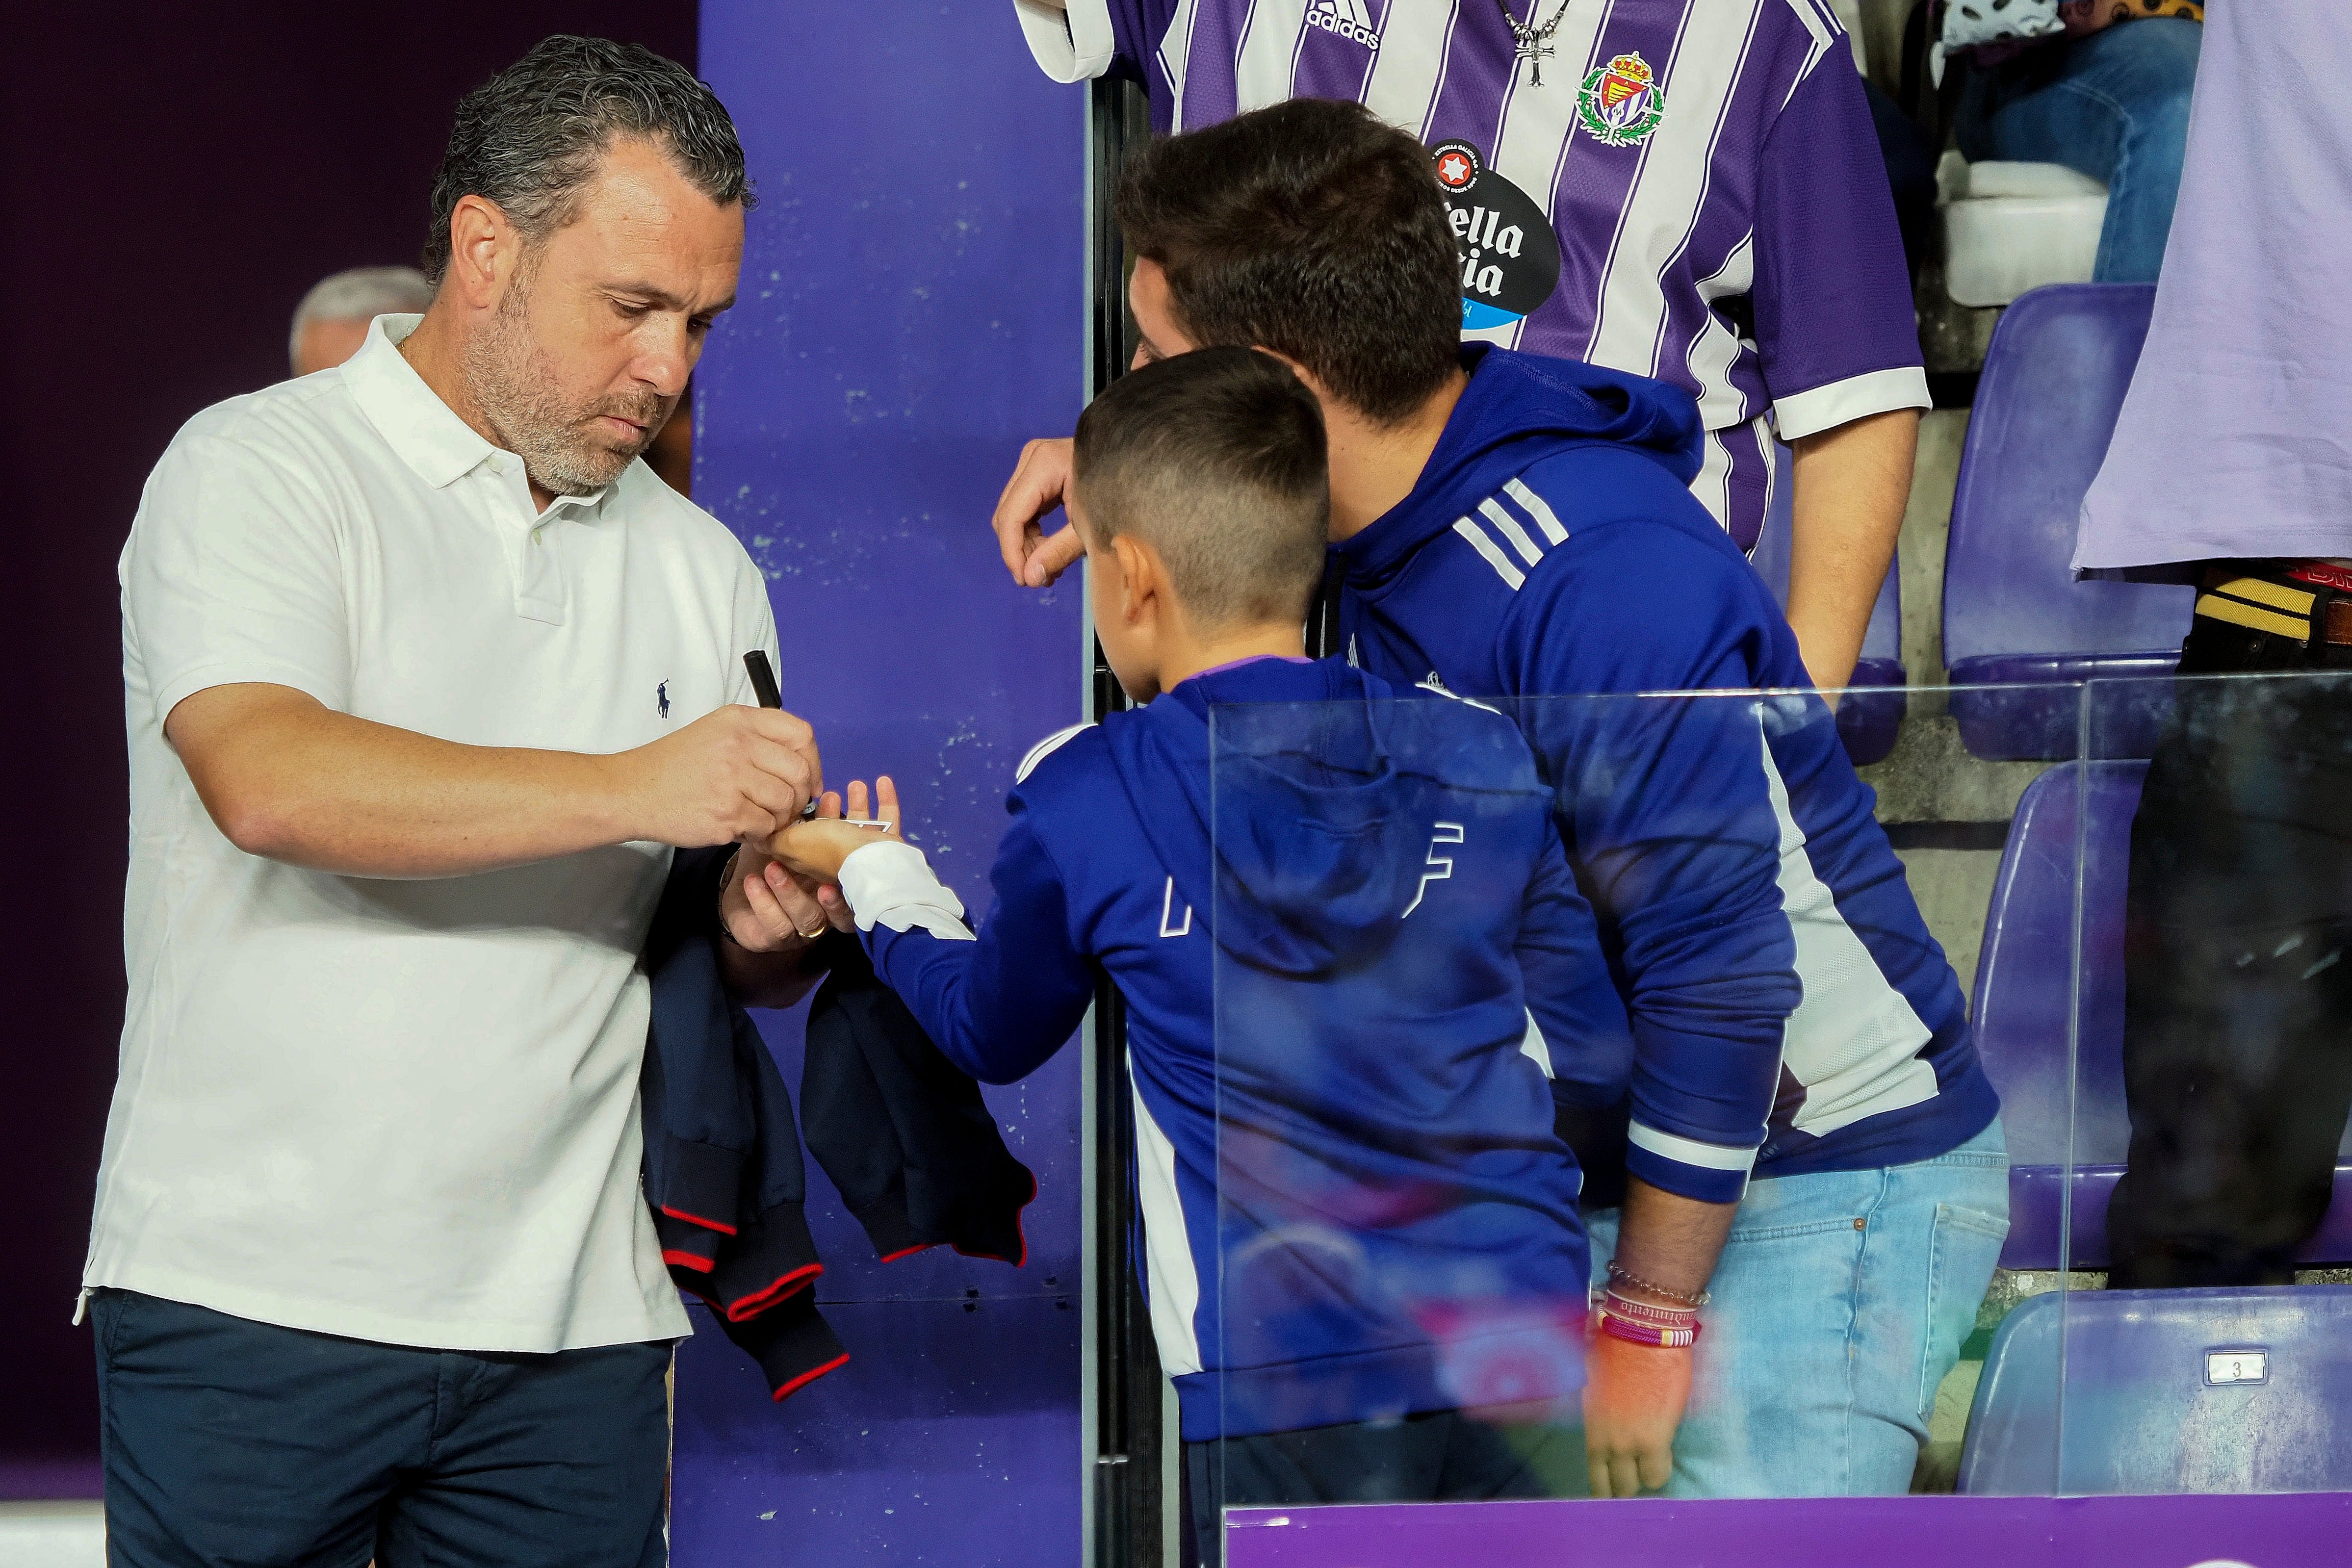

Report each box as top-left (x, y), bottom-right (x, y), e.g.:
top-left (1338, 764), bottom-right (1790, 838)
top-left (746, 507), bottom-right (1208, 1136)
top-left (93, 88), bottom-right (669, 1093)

top-left (288, 265), bottom-right (436, 369)
top-left (422, 34), bottom-right (752, 284)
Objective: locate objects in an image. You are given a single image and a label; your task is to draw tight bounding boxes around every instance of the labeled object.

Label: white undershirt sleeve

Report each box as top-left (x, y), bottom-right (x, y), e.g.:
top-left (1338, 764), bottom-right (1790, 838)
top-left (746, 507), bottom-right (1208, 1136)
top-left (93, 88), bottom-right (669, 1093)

top-left (1012, 0), bottom-right (1118, 82)
top-left (838, 840), bottom-right (976, 942)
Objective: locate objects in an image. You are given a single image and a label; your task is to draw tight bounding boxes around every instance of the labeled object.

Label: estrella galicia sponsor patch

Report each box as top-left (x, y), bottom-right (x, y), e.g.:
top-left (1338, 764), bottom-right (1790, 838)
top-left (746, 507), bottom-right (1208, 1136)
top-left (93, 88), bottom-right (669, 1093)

top-left (1577, 51), bottom-right (1666, 148)
top-left (1431, 140), bottom-right (1562, 333)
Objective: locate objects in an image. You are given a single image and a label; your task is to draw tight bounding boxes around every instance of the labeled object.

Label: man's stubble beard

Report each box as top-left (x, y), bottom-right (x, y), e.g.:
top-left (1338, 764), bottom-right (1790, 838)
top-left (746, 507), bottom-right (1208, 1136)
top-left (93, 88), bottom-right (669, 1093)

top-left (463, 270), bottom-right (665, 498)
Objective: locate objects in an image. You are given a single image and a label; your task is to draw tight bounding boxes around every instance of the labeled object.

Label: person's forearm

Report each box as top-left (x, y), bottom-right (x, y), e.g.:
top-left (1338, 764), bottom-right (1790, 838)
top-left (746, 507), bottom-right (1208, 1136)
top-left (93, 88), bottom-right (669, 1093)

top-left (1609, 1177), bottom-right (1738, 1303)
top-left (1585, 1175), bottom-right (1736, 1496)
top-left (1785, 408), bottom-right (1917, 693)
top-left (175, 695), bottom-right (640, 878)
top-left (172, 682), bottom-right (818, 880)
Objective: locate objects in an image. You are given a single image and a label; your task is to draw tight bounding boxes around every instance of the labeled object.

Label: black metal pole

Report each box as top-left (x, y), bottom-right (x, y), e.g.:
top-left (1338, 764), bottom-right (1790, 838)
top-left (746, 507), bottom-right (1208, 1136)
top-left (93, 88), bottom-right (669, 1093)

top-left (1087, 73), bottom-right (1165, 1568)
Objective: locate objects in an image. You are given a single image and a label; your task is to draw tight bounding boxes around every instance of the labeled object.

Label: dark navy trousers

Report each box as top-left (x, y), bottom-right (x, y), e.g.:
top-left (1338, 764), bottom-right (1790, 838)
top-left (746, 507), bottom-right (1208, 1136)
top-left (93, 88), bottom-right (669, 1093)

top-left (91, 1288), bottom-right (670, 1568)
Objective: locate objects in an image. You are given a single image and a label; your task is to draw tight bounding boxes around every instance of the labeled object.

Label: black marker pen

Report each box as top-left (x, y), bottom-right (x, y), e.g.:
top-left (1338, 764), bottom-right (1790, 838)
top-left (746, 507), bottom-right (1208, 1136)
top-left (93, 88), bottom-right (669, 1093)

top-left (742, 651), bottom-right (817, 820)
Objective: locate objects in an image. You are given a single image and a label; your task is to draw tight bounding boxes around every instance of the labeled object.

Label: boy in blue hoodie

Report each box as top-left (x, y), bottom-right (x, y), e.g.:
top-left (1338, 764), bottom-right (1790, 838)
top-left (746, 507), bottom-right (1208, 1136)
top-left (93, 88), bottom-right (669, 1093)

top-left (775, 348), bottom-right (1634, 1535)
top-left (987, 99), bottom-right (2009, 1501)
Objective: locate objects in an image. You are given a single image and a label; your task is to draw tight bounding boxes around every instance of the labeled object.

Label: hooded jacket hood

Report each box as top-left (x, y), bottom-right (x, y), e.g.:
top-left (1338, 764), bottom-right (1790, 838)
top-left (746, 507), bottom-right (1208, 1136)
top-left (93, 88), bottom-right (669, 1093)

top-left (1340, 345), bottom-right (1704, 586)
top-left (1101, 659), bottom-right (1455, 978)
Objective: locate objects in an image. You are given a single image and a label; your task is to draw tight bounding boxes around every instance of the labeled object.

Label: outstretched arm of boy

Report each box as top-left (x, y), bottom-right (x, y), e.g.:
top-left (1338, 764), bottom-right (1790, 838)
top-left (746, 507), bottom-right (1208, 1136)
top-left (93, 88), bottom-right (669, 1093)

top-left (774, 775), bottom-right (1098, 1086)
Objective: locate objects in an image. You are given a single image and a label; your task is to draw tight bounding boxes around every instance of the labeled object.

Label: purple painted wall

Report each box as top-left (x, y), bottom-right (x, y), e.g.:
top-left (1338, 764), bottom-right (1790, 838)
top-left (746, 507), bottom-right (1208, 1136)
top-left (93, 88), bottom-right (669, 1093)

top-left (0, 3), bottom-right (696, 1486)
top-left (680, 5), bottom-right (1087, 1562)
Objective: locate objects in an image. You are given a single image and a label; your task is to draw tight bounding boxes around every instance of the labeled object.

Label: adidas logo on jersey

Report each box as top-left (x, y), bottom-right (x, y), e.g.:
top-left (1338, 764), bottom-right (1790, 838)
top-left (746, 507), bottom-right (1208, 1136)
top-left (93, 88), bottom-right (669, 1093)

top-left (1306, 0), bottom-right (1380, 50)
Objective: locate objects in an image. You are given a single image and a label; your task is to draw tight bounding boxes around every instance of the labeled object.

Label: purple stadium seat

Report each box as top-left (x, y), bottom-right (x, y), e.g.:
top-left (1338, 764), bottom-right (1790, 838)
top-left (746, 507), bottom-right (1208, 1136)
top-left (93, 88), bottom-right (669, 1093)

top-left (1750, 444), bottom-right (1904, 766)
top-left (1942, 285), bottom-right (2193, 761)
top-left (1959, 1285), bottom-right (2352, 1495)
top-left (1972, 762), bottom-right (2352, 1269)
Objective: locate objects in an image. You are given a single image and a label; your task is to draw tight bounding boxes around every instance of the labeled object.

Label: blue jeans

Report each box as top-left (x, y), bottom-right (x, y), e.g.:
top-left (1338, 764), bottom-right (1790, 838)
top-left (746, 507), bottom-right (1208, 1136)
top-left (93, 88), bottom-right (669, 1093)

top-left (1585, 1119), bottom-right (2010, 1496)
top-left (1953, 20), bottom-right (2203, 283)
top-left (91, 1289), bottom-right (672, 1568)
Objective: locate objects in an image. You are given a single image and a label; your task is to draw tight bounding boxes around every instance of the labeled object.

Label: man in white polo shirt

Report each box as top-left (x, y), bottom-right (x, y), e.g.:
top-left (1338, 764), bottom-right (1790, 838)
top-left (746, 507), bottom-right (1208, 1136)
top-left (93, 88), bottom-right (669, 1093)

top-left (85, 37), bottom-right (827, 1568)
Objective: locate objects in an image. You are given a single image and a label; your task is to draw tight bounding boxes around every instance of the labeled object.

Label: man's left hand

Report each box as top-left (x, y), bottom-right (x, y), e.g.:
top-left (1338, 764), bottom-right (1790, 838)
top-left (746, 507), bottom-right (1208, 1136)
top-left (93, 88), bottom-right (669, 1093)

top-left (720, 844), bottom-right (851, 952)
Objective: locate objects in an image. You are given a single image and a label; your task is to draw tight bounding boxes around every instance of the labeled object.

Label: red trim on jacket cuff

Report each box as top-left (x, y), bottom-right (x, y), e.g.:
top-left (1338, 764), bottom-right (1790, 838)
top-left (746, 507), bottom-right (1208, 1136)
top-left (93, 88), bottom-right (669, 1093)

top-left (663, 1249), bottom-right (718, 1274)
top-left (659, 1204), bottom-right (740, 1236)
top-left (771, 1350), bottom-right (851, 1402)
top-left (724, 1262), bottom-right (823, 1321)
top-left (878, 1244), bottom-right (934, 1263)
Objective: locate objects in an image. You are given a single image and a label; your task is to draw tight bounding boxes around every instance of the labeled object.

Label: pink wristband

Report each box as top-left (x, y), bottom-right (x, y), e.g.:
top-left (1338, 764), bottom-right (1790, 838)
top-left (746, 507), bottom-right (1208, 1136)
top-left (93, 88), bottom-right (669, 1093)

top-left (1596, 1309), bottom-right (1699, 1349)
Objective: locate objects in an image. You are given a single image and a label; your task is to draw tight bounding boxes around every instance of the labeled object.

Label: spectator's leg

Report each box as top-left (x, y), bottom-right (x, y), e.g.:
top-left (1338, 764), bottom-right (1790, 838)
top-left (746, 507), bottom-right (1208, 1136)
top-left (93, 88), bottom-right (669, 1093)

top-left (2069, 19), bottom-right (2202, 281)
top-left (2109, 636), bottom-right (2352, 1286)
top-left (1945, 20), bottom-right (2202, 281)
top-left (1845, 1120), bottom-right (2010, 1491)
top-left (1596, 1171), bottom-right (1871, 1496)
top-left (372, 1339), bottom-right (670, 1568)
top-left (92, 1288), bottom-right (418, 1568)
top-left (1597, 1128), bottom-right (2009, 1498)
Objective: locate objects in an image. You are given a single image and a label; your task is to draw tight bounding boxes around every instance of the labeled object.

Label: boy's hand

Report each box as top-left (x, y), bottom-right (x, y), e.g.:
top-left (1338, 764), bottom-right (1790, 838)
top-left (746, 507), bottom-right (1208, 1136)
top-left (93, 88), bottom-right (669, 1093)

top-left (770, 776), bottom-right (906, 884)
top-left (1583, 1334), bottom-right (1690, 1497)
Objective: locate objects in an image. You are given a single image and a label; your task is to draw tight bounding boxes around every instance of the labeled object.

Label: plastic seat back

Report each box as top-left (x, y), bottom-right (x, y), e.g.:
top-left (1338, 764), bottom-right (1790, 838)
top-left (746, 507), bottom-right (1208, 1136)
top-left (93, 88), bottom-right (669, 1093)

top-left (1973, 761), bottom-right (2352, 1268)
top-left (1960, 1285), bottom-right (2352, 1495)
top-left (1971, 762), bottom-right (2137, 1268)
top-left (1943, 285), bottom-right (2192, 760)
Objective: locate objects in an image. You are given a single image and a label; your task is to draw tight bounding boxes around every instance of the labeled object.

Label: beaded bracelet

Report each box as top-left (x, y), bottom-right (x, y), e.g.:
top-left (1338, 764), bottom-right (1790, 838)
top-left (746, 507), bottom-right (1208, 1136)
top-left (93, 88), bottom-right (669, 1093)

top-left (1601, 1290), bottom-right (1698, 1330)
top-left (1596, 1308), bottom-right (1699, 1349)
top-left (1605, 1260), bottom-right (1711, 1309)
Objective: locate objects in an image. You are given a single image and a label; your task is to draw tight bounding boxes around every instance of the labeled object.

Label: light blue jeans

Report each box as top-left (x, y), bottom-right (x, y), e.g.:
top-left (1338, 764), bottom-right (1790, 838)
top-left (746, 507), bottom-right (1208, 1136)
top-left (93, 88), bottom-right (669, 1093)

top-left (1585, 1119), bottom-right (2010, 1497)
top-left (1952, 20), bottom-right (2203, 283)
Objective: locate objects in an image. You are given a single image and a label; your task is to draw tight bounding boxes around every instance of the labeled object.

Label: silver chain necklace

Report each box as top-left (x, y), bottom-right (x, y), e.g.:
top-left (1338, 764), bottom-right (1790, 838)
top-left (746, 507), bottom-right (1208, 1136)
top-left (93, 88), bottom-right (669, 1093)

top-left (1493, 0), bottom-right (1573, 86)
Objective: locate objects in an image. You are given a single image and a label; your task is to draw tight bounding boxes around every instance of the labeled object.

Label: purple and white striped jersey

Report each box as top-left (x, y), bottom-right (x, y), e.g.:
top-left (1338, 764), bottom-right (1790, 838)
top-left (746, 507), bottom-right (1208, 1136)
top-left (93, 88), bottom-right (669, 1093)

top-left (1014, 0), bottom-right (1928, 551)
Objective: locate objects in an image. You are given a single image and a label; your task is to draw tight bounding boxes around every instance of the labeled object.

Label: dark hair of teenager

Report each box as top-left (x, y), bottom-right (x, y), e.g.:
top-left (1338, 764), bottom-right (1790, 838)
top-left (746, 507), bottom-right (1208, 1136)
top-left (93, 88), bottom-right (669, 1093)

top-left (423, 35), bottom-right (754, 283)
top-left (1116, 98), bottom-right (1460, 425)
top-left (1072, 347), bottom-right (1331, 631)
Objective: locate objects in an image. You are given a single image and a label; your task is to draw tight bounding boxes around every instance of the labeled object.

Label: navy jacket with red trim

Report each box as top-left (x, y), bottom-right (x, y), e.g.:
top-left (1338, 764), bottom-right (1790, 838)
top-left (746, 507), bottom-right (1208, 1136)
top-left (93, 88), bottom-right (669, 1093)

top-left (639, 847), bottom-right (1033, 1403)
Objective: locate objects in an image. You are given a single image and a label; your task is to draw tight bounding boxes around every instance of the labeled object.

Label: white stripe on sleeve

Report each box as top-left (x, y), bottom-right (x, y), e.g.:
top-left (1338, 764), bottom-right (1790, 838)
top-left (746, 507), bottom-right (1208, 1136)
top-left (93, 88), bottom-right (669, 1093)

top-left (1012, 0), bottom-right (1117, 82)
top-left (1770, 366), bottom-right (1933, 443)
top-left (1503, 477), bottom-right (1569, 545)
top-left (1628, 1120), bottom-right (1762, 1173)
top-left (1478, 496), bottom-right (1546, 566)
top-left (1017, 721), bottom-right (1094, 783)
top-left (1451, 517), bottom-right (1527, 590)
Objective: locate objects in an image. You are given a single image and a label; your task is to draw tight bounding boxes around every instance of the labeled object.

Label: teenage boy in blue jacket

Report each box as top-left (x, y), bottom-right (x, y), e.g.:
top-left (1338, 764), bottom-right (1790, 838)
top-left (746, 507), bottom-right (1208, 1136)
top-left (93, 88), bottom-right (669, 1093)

top-left (775, 347), bottom-right (1636, 1533)
top-left (986, 99), bottom-right (2009, 1501)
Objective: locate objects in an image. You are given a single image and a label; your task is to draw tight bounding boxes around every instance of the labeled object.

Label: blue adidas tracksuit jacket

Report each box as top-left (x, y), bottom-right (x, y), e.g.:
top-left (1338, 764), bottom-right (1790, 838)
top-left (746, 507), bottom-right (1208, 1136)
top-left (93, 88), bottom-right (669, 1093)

top-left (839, 657), bottom-right (1629, 1440)
top-left (1336, 345), bottom-right (1998, 1205)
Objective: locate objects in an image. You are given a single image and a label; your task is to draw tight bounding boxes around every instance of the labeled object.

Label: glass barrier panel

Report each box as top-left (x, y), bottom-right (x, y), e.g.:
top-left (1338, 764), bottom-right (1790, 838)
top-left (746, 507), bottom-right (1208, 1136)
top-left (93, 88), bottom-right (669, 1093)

top-left (2053, 669), bottom-right (2352, 1498)
top-left (1188, 679), bottom-right (2091, 1542)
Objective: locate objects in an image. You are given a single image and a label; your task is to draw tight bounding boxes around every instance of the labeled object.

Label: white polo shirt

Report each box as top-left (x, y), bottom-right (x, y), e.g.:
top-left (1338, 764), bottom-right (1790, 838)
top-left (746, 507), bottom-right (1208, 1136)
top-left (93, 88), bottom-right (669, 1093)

top-left (86, 314), bottom-right (778, 1352)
